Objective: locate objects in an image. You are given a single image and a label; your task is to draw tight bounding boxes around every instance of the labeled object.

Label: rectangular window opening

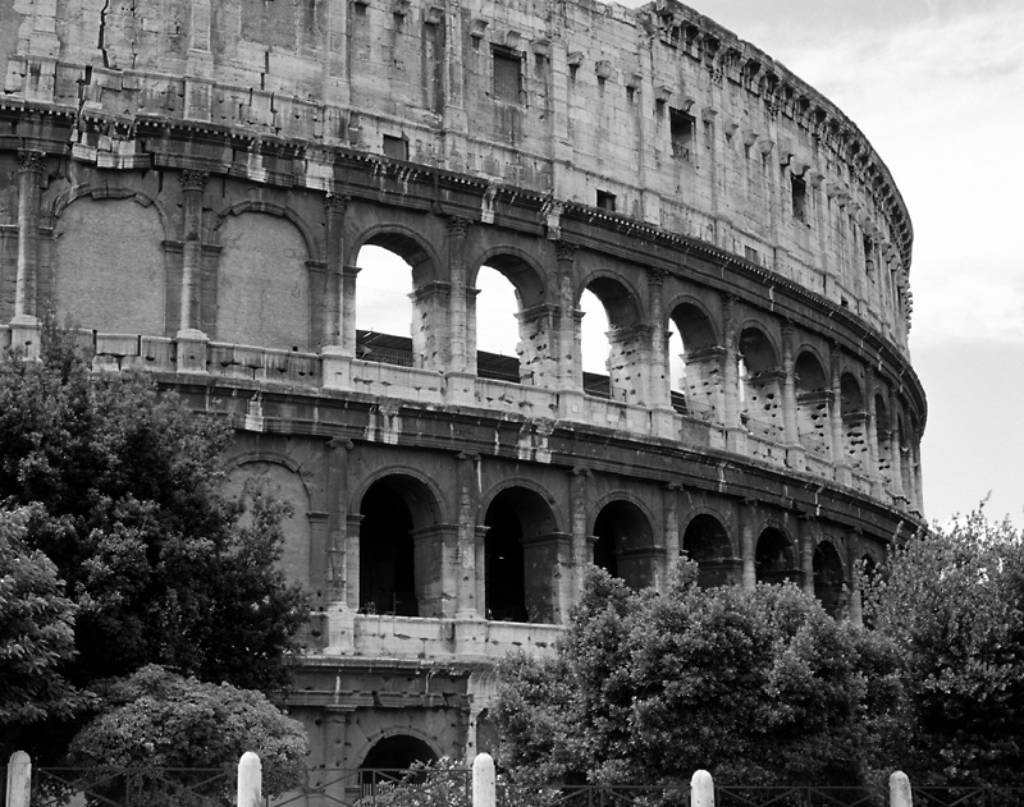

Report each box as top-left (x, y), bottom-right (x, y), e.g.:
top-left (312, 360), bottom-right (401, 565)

top-left (863, 236), bottom-right (874, 275)
top-left (382, 135), bottom-right (408, 161)
top-left (492, 47), bottom-right (523, 104)
top-left (669, 107), bottom-right (695, 160)
top-left (791, 174), bottom-right (807, 222)
top-left (596, 190), bottom-right (617, 212)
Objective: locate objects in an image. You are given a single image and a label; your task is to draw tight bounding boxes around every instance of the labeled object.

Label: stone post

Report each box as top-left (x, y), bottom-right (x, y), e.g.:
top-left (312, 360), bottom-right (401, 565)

top-left (456, 452), bottom-right (480, 619)
top-left (570, 466), bottom-right (590, 596)
top-left (739, 500), bottom-right (757, 589)
top-left (446, 217), bottom-right (477, 403)
top-left (781, 324), bottom-right (804, 470)
top-left (473, 753), bottom-right (496, 807)
top-left (690, 769), bottom-right (714, 807)
top-left (5, 750), bottom-right (31, 807)
top-left (237, 752), bottom-right (261, 807)
top-left (555, 241), bottom-right (584, 418)
top-left (178, 169), bottom-right (207, 336)
top-left (889, 771), bottom-right (912, 807)
top-left (14, 151), bottom-right (43, 324)
top-left (322, 194), bottom-right (347, 348)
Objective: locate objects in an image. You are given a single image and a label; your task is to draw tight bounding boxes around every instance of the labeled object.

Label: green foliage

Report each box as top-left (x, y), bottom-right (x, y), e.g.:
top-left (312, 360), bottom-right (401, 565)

top-left (496, 566), bottom-right (901, 787)
top-left (0, 327), bottom-right (309, 759)
top-left (864, 507), bottom-right (1024, 785)
top-left (0, 507), bottom-right (88, 729)
top-left (68, 665), bottom-right (308, 796)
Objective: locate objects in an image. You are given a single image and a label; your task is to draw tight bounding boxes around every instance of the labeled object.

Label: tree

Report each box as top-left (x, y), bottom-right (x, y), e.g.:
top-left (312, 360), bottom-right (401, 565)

top-left (67, 665), bottom-right (309, 797)
top-left (0, 507), bottom-right (87, 734)
top-left (0, 328), bottom-right (308, 758)
top-left (864, 507), bottom-right (1024, 786)
top-left (495, 567), bottom-right (902, 787)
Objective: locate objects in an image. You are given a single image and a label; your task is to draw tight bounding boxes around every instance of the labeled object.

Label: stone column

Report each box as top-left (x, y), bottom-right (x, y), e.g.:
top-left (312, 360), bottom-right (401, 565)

top-left (781, 324), bottom-right (804, 470)
top-left (739, 499), bottom-right (757, 589)
top-left (176, 170), bottom-right (209, 373)
top-left (324, 438), bottom-right (354, 606)
top-left (410, 280), bottom-right (452, 372)
top-left (14, 151), bottom-right (44, 327)
top-left (799, 516), bottom-right (816, 597)
top-left (322, 194), bottom-right (347, 348)
top-left (345, 513), bottom-right (364, 612)
top-left (456, 452), bottom-right (480, 619)
top-left (555, 242), bottom-right (584, 418)
top-left (447, 217), bottom-right (471, 372)
top-left (664, 483), bottom-right (681, 575)
top-left (829, 345), bottom-right (850, 484)
top-left (864, 373), bottom-right (881, 497)
top-left (570, 466), bottom-right (590, 597)
top-left (722, 294), bottom-right (745, 452)
top-left (648, 269), bottom-right (675, 436)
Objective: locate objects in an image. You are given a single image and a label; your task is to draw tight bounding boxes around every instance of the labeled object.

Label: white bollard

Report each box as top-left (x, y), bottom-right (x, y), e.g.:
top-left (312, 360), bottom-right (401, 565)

top-left (690, 769), bottom-right (714, 807)
top-left (5, 751), bottom-right (31, 807)
top-left (889, 771), bottom-right (913, 807)
top-left (473, 752), bottom-right (496, 807)
top-left (237, 751), bottom-right (262, 807)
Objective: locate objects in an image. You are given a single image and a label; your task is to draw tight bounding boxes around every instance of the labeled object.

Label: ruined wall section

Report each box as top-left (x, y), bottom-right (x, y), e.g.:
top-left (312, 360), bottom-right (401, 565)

top-left (0, 0), bottom-right (913, 350)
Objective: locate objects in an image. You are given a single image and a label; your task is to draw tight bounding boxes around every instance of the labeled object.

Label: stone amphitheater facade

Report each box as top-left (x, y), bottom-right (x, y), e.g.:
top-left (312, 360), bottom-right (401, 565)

top-left (1, 0), bottom-right (925, 775)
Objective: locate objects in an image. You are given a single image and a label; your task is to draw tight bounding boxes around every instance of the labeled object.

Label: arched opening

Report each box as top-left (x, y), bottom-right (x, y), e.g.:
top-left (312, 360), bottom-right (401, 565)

top-left (681, 514), bottom-right (735, 587)
top-left (593, 501), bottom-right (657, 590)
top-left (484, 487), bottom-right (563, 624)
top-left (474, 257), bottom-right (550, 386)
top-left (580, 287), bottom-right (612, 398)
top-left (794, 352), bottom-right (830, 457)
top-left (738, 327), bottom-right (783, 445)
top-left (361, 735), bottom-right (437, 776)
top-left (813, 541), bottom-right (845, 617)
top-left (581, 278), bottom-right (644, 404)
top-left (755, 527), bottom-right (797, 585)
top-left (840, 373), bottom-right (867, 472)
top-left (355, 233), bottom-right (437, 370)
top-left (359, 475), bottom-right (441, 618)
top-left (668, 303), bottom-right (721, 420)
top-left (875, 394), bottom-right (893, 482)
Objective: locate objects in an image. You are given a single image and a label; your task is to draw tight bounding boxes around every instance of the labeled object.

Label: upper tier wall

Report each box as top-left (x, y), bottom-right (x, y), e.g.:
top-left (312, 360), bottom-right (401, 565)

top-left (0, 0), bottom-right (914, 354)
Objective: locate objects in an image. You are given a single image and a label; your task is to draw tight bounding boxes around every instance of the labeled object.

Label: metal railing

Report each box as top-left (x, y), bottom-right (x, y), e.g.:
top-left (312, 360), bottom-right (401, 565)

top-left (32, 766), bottom-right (232, 807)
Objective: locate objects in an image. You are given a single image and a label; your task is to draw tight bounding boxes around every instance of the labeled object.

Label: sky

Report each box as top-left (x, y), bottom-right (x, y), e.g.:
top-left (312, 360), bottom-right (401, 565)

top-left (360, 0), bottom-right (1024, 529)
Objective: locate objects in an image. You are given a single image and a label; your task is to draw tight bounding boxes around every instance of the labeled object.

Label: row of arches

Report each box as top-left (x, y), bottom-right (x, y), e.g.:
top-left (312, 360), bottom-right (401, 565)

top-left (357, 473), bottom-right (860, 620)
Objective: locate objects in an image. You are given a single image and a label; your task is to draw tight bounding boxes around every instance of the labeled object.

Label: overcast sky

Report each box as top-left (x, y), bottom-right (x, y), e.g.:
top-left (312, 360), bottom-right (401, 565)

top-left (361, 0), bottom-right (1024, 528)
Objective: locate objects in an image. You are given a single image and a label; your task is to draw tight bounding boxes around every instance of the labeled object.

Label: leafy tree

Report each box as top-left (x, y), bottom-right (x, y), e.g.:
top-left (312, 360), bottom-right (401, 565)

top-left (0, 329), bottom-right (308, 758)
top-left (864, 507), bottom-right (1024, 785)
top-left (0, 507), bottom-right (88, 735)
top-left (67, 665), bottom-right (309, 797)
top-left (495, 566), bottom-right (901, 787)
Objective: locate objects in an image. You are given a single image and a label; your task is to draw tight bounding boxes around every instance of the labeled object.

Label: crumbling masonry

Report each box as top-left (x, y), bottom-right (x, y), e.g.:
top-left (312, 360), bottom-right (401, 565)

top-left (0, 0), bottom-right (926, 782)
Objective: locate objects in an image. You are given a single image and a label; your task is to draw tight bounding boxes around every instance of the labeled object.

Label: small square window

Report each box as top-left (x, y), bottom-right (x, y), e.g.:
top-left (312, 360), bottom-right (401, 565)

top-left (382, 135), bottom-right (408, 161)
top-left (493, 47), bottom-right (522, 104)
top-left (791, 174), bottom-right (807, 222)
top-left (596, 190), bottom-right (617, 212)
top-left (669, 108), bottom-right (695, 160)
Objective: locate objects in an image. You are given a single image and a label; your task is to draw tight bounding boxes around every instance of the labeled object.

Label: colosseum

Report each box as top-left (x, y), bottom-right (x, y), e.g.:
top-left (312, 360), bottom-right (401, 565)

top-left (0, 0), bottom-right (925, 780)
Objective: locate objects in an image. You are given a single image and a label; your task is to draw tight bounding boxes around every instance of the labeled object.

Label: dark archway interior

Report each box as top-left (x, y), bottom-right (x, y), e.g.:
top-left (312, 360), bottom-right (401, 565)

top-left (755, 527), bottom-right (795, 585)
top-left (682, 514), bottom-right (732, 587)
top-left (361, 734), bottom-right (437, 772)
top-left (485, 494), bottom-right (527, 622)
top-left (593, 501), bottom-right (654, 590)
top-left (813, 541), bottom-right (845, 616)
top-left (360, 482), bottom-right (417, 616)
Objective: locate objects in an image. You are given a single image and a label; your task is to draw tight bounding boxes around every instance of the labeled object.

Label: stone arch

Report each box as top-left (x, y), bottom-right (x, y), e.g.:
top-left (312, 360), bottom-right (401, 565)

top-left (482, 484), bottom-right (564, 624)
top-left (592, 496), bottom-right (658, 590)
top-left (794, 349), bottom-right (830, 456)
top-left (471, 248), bottom-right (551, 386)
top-left (737, 325), bottom-right (783, 442)
top-left (215, 200), bottom-right (322, 264)
top-left (350, 224), bottom-right (441, 287)
top-left (359, 731), bottom-right (440, 772)
top-left (222, 458), bottom-right (312, 589)
top-left (52, 192), bottom-right (167, 334)
top-left (352, 465), bottom-right (448, 526)
top-left (668, 299), bottom-right (721, 420)
top-left (352, 225), bottom-right (444, 370)
top-left (358, 472), bottom-right (445, 618)
top-left (578, 273), bottom-right (647, 404)
top-left (215, 210), bottom-right (313, 349)
top-left (681, 512), bottom-right (737, 587)
top-left (812, 539), bottom-right (846, 616)
top-left (755, 525), bottom-right (798, 585)
top-left (50, 185), bottom-right (173, 240)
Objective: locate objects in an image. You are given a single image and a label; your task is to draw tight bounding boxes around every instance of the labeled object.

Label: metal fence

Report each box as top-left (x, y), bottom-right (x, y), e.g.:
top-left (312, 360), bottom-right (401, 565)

top-left (30, 766), bottom-right (232, 807)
